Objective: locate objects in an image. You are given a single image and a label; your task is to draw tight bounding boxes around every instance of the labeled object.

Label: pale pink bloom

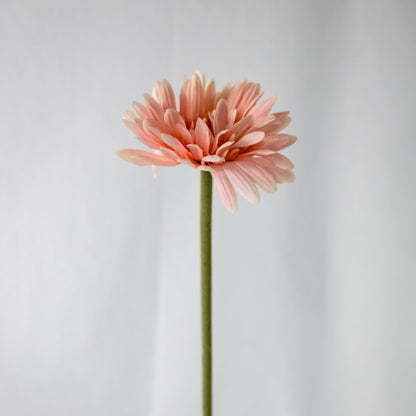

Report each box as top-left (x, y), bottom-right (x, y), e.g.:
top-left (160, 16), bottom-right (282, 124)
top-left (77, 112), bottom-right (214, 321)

top-left (117, 70), bottom-right (296, 213)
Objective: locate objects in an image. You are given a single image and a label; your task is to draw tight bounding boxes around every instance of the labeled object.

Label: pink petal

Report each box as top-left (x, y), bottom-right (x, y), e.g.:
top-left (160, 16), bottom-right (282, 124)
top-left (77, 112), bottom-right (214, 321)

top-left (122, 109), bottom-right (137, 122)
top-left (161, 134), bottom-right (189, 153)
top-left (179, 75), bottom-right (190, 123)
top-left (226, 148), bottom-right (241, 160)
top-left (164, 108), bottom-right (186, 131)
top-left (228, 108), bottom-right (237, 125)
top-left (193, 70), bottom-right (205, 85)
top-left (198, 165), bottom-right (213, 172)
top-left (253, 156), bottom-right (295, 183)
top-left (122, 110), bottom-right (145, 135)
top-left (122, 118), bottom-right (142, 136)
top-left (233, 131), bottom-right (265, 148)
top-left (142, 118), bottom-right (168, 134)
top-left (123, 111), bottom-right (170, 149)
top-left (211, 168), bottom-right (238, 213)
top-left (255, 157), bottom-right (284, 183)
top-left (204, 78), bottom-right (216, 115)
top-left (234, 159), bottom-right (277, 193)
top-left (248, 96), bottom-right (276, 123)
top-left (154, 80), bottom-right (177, 110)
top-left (245, 134), bottom-right (297, 153)
top-left (239, 83), bottom-right (263, 118)
top-left (142, 119), bottom-right (166, 146)
top-left (132, 101), bottom-right (149, 119)
top-left (277, 134), bottom-right (297, 150)
top-left (224, 163), bottom-right (260, 204)
top-left (158, 147), bottom-right (181, 161)
top-left (132, 120), bottom-right (165, 150)
top-left (226, 115), bottom-right (253, 139)
top-left (187, 144), bottom-right (204, 161)
top-left (152, 165), bottom-right (158, 178)
top-left (134, 134), bottom-right (162, 150)
top-left (213, 98), bottom-right (228, 135)
top-left (259, 112), bottom-right (290, 134)
top-left (188, 72), bottom-right (204, 122)
top-left (268, 152), bottom-right (295, 169)
top-left (202, 154), bottom-right (225, 163)
top-left (177, 158), bottom-right (199, 168)
top-left (179, 71), bottom-right (205, 126)
top-left (266, 134), bottom-right (297, 151)
top-left (176, 124), bottom-right (195, 145)
top-left (216, 82), bottom-right (231, 102)
top-left (226, 78), bottom-right (246, 111)
top-left (240, 149), bottom-right (276, 156)
top-left (272, 115), bottom-right (291, 133)
top-left (116, 149), bottom-right (179, 167)
top-left (143, 93), bottom-right (164, 122)
top-left (275, 167), bottom-right (296, 183)
top-left (272, 111), bottom-right (291, 121)
top-left (216, 140), bottom-right (235, 157)
top-left (212, 129), bottom-right (229, 151)
top-left (194, 118), bottom-right (211, 154)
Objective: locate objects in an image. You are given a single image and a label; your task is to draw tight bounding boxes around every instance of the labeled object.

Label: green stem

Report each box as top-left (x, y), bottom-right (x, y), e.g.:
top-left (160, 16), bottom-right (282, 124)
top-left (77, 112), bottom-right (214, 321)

top-left (200, 170), bottom-right (212, 416)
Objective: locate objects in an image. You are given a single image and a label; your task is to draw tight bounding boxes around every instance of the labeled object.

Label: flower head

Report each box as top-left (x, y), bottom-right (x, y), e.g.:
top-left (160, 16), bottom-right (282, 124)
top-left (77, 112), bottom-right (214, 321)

top-left (117, 70), bottom-right (296, 213)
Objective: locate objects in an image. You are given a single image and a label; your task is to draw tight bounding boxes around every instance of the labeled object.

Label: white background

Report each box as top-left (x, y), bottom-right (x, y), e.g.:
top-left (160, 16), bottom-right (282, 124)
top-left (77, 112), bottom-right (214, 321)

top-left (1, 0), bottom-right (415, 415)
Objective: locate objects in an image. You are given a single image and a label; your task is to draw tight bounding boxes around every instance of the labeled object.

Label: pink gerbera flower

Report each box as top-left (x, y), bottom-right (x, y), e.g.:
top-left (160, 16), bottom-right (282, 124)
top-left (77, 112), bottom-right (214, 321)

top-left (116, 70), bottom-right (296, 213)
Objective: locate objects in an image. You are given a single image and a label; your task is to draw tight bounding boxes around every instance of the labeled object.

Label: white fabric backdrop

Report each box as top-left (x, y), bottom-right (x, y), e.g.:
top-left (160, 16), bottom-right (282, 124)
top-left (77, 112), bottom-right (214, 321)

top-left (1, 0), bottom-right (415, 415)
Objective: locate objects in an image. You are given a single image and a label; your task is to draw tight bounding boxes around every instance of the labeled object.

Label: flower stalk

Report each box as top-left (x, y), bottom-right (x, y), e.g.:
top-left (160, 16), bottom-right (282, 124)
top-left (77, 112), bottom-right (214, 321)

top-left (200, 170), bottom-right (212, 416)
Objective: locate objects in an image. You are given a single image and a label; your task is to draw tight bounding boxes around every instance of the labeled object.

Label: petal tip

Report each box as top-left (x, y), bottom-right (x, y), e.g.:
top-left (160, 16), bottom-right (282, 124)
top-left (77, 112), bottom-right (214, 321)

top-left (152, 165), bottom-right (158, 178)
top-left (289, 135), bottom-right (297, 145)
top-left (115, 149), bottom-right (126, 159)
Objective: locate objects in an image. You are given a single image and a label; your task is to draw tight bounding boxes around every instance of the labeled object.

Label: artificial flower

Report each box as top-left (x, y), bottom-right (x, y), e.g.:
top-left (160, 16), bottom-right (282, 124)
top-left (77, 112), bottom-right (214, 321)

top-left (117, 70), bottom-right (296, 212)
